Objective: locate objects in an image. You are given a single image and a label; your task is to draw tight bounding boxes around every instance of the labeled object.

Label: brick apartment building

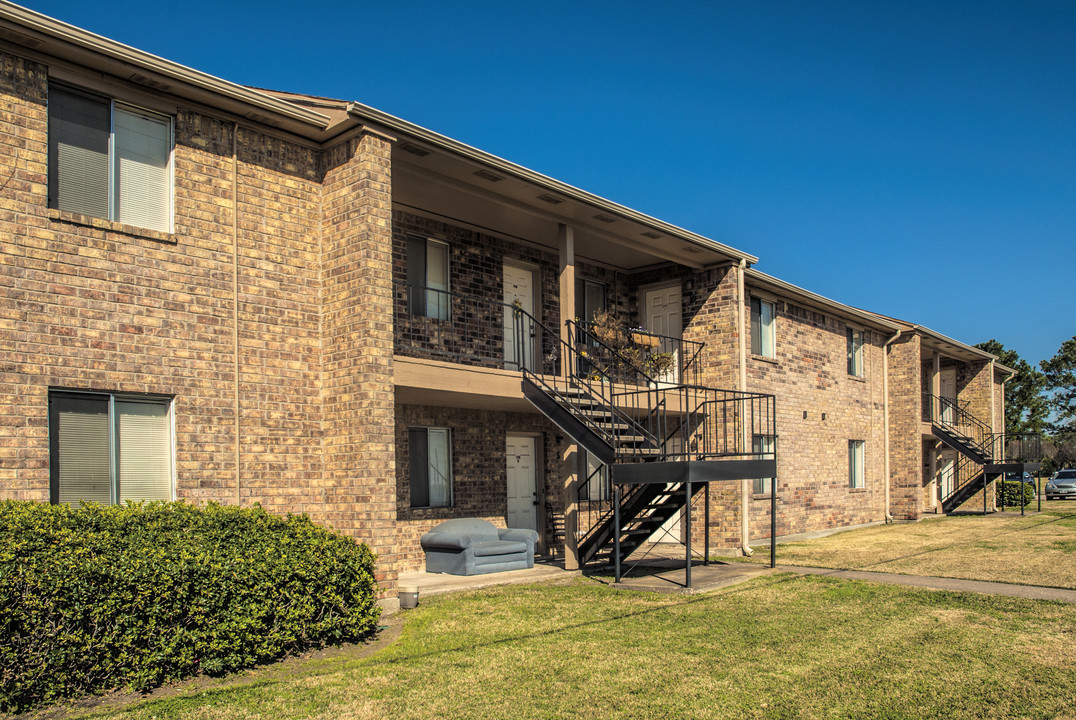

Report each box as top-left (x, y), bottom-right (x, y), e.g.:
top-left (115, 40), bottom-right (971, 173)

top-left (0, 3), bottom-right (1023, 602)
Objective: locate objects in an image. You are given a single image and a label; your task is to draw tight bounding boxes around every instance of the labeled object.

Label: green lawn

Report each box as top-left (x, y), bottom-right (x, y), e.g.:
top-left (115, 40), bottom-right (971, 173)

top-left (748, 504), bottom-right (1076, 590)
top-left (30, 575), bottom-right (1076, 720)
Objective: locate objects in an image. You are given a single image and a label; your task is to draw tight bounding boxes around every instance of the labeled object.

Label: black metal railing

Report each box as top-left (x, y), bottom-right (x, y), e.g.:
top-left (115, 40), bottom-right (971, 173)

top-left (575, 320), bottom-right (705, 387)
top-left (1002, 433), bottom-right (1045, 463)
top-left (924, 393), bottom-right (995, 460)
top-left (394, 282), bottom-right (558, 374)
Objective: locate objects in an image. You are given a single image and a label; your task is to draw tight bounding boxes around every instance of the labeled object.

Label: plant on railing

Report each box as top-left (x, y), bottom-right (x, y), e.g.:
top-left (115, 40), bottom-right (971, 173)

top-left (584, 309), bottom-right (676, 382)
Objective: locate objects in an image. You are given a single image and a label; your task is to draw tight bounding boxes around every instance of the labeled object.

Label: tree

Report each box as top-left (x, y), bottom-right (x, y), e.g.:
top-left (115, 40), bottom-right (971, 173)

top-left (975, 339), bottom-right (1048, 435)
top-left (1041, 335), bottom-right (1076, 439)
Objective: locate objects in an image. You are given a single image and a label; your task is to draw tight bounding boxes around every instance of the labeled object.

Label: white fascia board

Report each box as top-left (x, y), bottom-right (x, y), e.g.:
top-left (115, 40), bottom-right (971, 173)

top-left (744, 269), bottom-right (900, 331)
top-left (346, 100), bottom-right (759, 266)
top-left (0, 1), bottom-right (329, 131)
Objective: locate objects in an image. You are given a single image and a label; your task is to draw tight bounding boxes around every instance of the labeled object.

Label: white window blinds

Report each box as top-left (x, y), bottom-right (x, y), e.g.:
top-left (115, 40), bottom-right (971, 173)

top-left (117, 400), bottom-right (173, 502)
top-left (53, 395), bottom-right (112, 508)
top-left (49, 87), bottom-right (110, 220)
top-left (114, 107), bottom-right (172, 232)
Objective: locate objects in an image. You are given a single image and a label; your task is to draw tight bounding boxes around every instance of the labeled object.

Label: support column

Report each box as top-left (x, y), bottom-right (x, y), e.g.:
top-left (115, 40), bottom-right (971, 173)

top-left (558, 224), bottom-right (580, 570)
top-left (932, 351), bottom-right (941, 419)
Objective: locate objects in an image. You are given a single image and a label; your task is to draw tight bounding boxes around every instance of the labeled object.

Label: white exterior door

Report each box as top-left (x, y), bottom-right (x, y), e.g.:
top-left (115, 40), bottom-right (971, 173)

top-left (644, 285), bottom-right (682, 383)
top-left (503, 264), bottom-right (535, 371)
top-left (506, 435), bottom-right (537, 531)
top-left (939, 368), bottom-right (957, 424)
top-left (937, 448), bottom-right (957, 500)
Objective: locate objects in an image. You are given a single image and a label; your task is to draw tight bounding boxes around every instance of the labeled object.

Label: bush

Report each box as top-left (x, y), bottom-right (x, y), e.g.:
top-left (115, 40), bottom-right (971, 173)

top-left (0, 500), bottom-right (381, 712)
top-left (995, 480), bottom-right (1035, 508)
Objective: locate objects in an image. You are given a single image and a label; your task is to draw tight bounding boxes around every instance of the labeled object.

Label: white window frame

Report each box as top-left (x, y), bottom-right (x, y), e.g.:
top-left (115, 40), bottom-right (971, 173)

top-left (848, 439), bottom-right (865, 489)
top-left (409, 426), bottom-right (453, 508)
top-left (847, 327), bottom-right (865, 377)
top-left (406, 236), bottom-right (450, 321)
top-left (48, 390), bottom-right (175, 507)
top-left (750, 296), bottom-right (776, 358)
top-left (752, 434), bottom-right (776, 494)
top-left (48, 83), bottom-right (175, 233)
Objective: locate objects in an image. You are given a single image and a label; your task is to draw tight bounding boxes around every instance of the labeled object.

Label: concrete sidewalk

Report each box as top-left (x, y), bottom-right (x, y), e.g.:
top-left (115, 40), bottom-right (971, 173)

top-left (781, 565), bottom-right (1076, 604)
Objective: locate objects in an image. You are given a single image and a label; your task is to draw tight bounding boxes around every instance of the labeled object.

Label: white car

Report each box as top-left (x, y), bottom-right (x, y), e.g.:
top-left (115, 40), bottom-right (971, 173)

top-left (1045, 469), bottom-right (1076, 500)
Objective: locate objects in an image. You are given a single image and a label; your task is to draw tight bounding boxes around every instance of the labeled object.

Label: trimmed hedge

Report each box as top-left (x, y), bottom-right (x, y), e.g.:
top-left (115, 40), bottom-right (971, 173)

top-left (0, 500), bottom-right (381, 712)
top-left (995, 480), bottom-right (1035, 508)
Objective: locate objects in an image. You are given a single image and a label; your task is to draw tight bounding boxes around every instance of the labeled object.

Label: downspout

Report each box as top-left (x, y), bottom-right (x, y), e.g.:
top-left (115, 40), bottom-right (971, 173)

top-left (232, 122), bottom-right (241, 506)
top-left (882, 328), bottom-right (902, 523)
top-left (738, 260), bottom-right (751, 555)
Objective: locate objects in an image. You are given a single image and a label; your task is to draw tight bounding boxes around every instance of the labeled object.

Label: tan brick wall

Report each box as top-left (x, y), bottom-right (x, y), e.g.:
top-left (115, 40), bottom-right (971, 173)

top-left (0, 50), bottom-right (398, 592)
top-left (742, 287), bottom-right (887, 540)
top-left (320, 132), bottom-right (397, 593)
top-left (887, 333), bottom-right (924, 519)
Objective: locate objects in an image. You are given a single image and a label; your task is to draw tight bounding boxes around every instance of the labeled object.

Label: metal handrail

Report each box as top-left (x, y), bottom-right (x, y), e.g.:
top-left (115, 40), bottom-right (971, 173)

top-left (576, 321), bottom-right (705, 387)
top-left (924, 393), bottom-right (995, 460)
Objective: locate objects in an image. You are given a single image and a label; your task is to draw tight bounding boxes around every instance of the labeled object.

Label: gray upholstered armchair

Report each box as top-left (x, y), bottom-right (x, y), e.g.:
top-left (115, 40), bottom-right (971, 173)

top-left (420, 518), bottom-right (539, 575)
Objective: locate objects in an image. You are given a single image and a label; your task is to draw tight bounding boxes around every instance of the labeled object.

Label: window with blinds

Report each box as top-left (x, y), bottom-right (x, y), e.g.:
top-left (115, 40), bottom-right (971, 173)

top-left (48, 85), bottom-right (173, 233)
top-left (408, 427), bottom-right (453, 508)
top-left (49, 392), bottom-right (173, 507)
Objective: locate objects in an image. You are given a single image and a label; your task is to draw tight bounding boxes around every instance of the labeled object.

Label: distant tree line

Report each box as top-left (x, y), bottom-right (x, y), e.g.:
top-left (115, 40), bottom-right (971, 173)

top-left (976, 335), bottom-right (1076, 472)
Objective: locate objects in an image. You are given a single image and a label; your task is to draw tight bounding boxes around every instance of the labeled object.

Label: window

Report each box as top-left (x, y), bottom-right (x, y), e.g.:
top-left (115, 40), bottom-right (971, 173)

top-left (575, 278), bottom-right (607, 322)
top-left (752, 434), bottom-right (776, 494)
top-left (580, 449), bottom-right (609, 501)
top-left (406, 237), bottom-right (450, 320)
top-left (750, 297), bottom-right (776, 358)
top-left (848, 440), bottom-right (865, 489)
top-left (48, 84), bottom-right (173, 233)
top-left (847, 327), bottom-right (864, 376)
top-left (409, 427), bottom-right (452, 507)
top-left (49, 391), bottom-right (173, 507)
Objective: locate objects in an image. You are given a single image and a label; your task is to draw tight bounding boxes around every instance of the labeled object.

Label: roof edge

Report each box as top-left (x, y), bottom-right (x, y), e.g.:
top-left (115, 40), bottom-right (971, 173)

top-left (744, 268), bottom-right (901, 331)
top-left (346, 100), bottom-right (759, 266)
top-left (0, 1), bottom-right (330, 130)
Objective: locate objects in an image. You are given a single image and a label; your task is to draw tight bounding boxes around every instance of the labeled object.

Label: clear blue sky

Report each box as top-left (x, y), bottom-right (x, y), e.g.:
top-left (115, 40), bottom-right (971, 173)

top-left (23, 0), bottom-right (1076, 367)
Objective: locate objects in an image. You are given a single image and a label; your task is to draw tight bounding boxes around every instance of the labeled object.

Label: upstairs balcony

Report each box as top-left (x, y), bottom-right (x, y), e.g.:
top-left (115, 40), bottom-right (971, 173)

top-left (392, 281), bottom-right (705, 409)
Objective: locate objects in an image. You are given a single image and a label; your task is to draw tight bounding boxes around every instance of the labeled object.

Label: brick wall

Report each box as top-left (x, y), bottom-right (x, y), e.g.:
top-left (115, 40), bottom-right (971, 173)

top-left (391, 210), bottom-right (561, 371)
top-left (888, 334), bottom-right (924, 520)
top-left (394, 403), bottom-right (559, 571)
top-left (0, 49), bottom-right (399, 594)
top-left (320, 131), bottom-right (397, 594)
top-left (742, 285), bottom-right (887, 540)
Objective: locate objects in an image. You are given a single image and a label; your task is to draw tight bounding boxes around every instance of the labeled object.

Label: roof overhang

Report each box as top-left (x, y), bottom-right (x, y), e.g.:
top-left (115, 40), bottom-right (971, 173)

top-left (0, 1), bottom-right (331, 136)
top-left (346, 100), bottom-right (758, 270)
top-left (879, 317), bottom-right (1005, 366)
top-left (744, 269), bottom-right (901, 332)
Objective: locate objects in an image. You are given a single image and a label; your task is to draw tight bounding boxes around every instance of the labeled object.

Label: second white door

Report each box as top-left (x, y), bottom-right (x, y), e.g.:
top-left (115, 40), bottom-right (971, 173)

top-left (644, 285), bottom-right (682, 383)
top-left (506, 435), bottom-right (537, 531)
top-left (503, 263), bottom-right (535, 371)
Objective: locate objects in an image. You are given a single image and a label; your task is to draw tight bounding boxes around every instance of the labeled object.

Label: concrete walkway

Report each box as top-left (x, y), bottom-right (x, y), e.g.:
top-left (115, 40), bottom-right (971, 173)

top-left (781, 565), bottom-right (1076, 604)
top-left (396, 555), bottom-right (1076, 606)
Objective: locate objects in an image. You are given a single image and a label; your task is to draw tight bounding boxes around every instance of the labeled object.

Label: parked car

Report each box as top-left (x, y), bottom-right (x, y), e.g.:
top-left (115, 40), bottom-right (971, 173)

top-left (1045, 469), bottom-right (1076, 500)
top-left (1004, 471), bottom-right (1034, 485)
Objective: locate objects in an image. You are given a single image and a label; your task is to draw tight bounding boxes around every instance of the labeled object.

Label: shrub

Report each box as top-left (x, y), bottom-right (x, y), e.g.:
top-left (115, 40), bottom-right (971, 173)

top-left (0, 500), bottom-right (381, 712)
top-left (995, 480), bottom-right (1035, 508)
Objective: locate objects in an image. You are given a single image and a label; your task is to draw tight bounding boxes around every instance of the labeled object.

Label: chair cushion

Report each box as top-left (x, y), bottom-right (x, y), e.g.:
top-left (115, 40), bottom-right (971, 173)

top-left (427, 518), bottom-right (500, 542)
top-left (471, 540), bottom-right (529, 557)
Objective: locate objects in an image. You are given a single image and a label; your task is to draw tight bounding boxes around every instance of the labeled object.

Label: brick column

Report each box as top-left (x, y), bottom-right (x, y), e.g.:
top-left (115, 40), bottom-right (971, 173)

top-left (320, 130), bottom-right (398, 598)
top-left (887, 334), bottom-right (923, 520)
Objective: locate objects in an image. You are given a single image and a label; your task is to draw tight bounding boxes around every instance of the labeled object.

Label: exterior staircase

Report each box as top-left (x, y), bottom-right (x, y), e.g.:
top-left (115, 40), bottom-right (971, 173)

top-left (926, 394), bottom-right (1041, 513)
top-left (517, 312), bottom-right (776, 571)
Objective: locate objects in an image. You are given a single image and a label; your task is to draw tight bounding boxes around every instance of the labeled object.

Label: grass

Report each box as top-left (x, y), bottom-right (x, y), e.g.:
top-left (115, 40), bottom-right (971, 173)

top-left (22, 576), bottom-right (1076, 720)
top-left (748, 502), bottom-right (1076, 589)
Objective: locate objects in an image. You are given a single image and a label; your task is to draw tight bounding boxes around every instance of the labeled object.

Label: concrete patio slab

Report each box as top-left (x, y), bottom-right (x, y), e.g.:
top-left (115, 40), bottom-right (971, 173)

top-left (398, 559), bottom-right (580, 601)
